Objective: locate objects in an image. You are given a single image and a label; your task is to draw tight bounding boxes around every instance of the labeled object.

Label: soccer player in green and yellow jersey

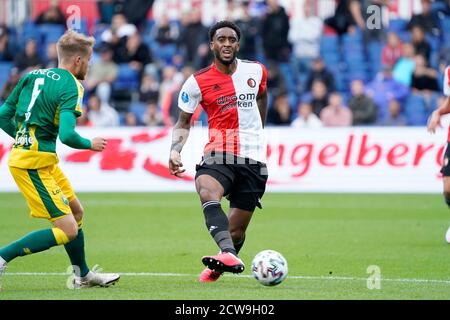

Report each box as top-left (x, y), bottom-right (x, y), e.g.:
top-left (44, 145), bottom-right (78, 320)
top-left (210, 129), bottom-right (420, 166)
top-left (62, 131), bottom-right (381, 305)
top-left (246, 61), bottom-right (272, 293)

top-left (0, 30), bottom-right (119, 289)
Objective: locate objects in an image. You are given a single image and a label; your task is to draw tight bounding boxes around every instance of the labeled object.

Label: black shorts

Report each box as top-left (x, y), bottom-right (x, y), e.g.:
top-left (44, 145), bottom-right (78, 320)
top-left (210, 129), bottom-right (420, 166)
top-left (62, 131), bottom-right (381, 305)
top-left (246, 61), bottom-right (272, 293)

top-left (441, 143), bottom-right (450, 176)
top-left (195, 153), bottom-right (268, 212)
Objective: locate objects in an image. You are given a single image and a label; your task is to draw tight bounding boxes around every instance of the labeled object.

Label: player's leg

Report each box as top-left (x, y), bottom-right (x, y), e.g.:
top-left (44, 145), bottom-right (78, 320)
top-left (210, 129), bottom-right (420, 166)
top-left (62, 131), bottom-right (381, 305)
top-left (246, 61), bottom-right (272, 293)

top-left (441, 144), bottom-right (450, 243)
top-left (443, 177), bottom-right (450, 243)
top-left (195, 167), bottom-right (244, 274)
top-left (54, 166), bottom-right (119, 288)
top-left (0, 166), bottom-right (76, 271)
top-left (228, 207), bottom-right (254, 254)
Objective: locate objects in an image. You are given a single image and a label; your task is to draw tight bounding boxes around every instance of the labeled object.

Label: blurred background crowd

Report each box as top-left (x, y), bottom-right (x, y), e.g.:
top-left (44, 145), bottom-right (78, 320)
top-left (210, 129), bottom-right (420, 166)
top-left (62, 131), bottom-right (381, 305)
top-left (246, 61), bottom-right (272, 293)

top-left (0, 0), bottom-right (449, 128)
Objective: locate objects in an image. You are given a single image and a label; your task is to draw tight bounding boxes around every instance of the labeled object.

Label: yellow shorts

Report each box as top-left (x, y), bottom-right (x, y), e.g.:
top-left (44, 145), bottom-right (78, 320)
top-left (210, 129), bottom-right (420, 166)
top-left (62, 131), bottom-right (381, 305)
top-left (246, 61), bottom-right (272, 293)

top-left (9, 165), bottom-right (76, 221)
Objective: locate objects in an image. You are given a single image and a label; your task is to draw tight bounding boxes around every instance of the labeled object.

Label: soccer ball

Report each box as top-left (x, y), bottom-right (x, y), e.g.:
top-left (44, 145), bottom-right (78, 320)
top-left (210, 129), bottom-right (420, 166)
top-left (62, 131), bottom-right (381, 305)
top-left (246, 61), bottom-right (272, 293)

top-left (251, 250), bottom-right (288, 286)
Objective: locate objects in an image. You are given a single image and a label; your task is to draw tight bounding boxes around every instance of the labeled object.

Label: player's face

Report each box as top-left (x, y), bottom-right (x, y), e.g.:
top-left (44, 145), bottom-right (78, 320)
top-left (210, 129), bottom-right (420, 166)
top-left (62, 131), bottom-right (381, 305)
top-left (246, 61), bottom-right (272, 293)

top-left (75, 48), bottom-right (93, 80)
top-left (211, 27), bottom-right (240, 66)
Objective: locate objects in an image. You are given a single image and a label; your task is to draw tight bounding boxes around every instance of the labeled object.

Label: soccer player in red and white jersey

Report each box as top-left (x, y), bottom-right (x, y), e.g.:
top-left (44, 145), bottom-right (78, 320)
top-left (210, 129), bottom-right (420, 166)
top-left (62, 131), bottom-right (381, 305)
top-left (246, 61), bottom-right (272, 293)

top-left (428, 65), bottom-right (450, 242)
top-left (168, 21), bottom-right (268, 282)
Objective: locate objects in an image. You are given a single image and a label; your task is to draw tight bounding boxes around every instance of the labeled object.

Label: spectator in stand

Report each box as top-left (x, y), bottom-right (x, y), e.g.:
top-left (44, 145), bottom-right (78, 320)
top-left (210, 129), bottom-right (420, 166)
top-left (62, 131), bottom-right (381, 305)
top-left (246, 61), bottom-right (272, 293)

top-left (393, 42), bottom-right (416, 86)
top-left (348, 79), bottom-right (377, 125)
top-left (235, 1), bottom-right (260, 61)
top-left (306, 79), bottom-right (330, 117)
top-left (160, 66), bottom-right (201, 126)
top-left (35, 2), bottom-right (66, 25)
top-left (152, 14), bottom-right (180, 47)
top-left (261, 0), bottom-right (291, 63)
top-left (438, 46), bottom-right (450, 73)
top-left (116, 0), bottom-right (154, 29)
top-left (124, 111), bottom-right (139, 126)
top-left (158, 65), bottom-right (181, 109)
top-left (288, 0), bottom-right (323, 76)
top-left (411, 54), bottom-right (439, 93)
top-left (324, 0), bottom-right (364, 35)
top-left (87, 95), bottom-right (120, 127)
top-left (101, 13), bottom-right (137, 46)
top-left (97, 0), bottom-right (120, 25)
top-left (366, 66), bottom-right (410, 122)
top-left (14, 38), bottom-right (44, 73)
top-left (113, 32), bottom-right (152, 77)
top-left (142, 101), bottom-right (164, 127)
top-left (320, 92), bottom-right (353, 127)
top-left (139, 73), bottom-right (160, 104)
top-left (291, 101), bottom-right (322, 128)
top-left (177, 9), bottom-right (209, 69)
top-left (0, 67), bottom-right (20, 101)
top-left (378, 99), bottom-right (407, 126)
top-left (411, 25), bottom-right (431, 63)
top-left (267, 92), bottom-right (292, 126)
top-left (382, 32), bottom-right (403, 69)
top-left (407, 0), bottom-right (441, 37)
top-left (85, 43), bottom-right (118, 104)
top-left (305, 57), bottom-right (336, 92)
top-left (0, 25), bottom-right (14, 61)
top-left (45, 42), bottom-right (58, 69)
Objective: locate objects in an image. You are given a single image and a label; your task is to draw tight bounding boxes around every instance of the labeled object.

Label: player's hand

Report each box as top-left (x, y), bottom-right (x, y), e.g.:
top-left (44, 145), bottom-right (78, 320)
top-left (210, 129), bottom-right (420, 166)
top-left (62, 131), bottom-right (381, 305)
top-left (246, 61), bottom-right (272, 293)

top-left (169, 150), bottom-right (186, 178)
top-left (427, 111), bottom-right (441, 134)
top-left (90, 137), bottom-right (107, 151)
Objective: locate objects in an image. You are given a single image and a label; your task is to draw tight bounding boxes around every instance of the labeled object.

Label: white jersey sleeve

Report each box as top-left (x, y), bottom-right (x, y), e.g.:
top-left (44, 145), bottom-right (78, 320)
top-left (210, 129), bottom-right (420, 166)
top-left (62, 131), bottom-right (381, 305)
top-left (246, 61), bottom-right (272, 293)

top-left (178, 75), bottom-right (202, 114)
top-left (444, 66), bottom-right (450, 97)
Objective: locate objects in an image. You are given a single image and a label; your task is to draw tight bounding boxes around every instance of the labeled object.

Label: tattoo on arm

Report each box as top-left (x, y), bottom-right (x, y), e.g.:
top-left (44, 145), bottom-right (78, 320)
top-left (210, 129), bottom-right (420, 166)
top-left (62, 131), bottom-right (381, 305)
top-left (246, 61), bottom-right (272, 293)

top-left (171, 111), bottom-right (193, 153)
top-left (257, 90), bottom-right (268, 128)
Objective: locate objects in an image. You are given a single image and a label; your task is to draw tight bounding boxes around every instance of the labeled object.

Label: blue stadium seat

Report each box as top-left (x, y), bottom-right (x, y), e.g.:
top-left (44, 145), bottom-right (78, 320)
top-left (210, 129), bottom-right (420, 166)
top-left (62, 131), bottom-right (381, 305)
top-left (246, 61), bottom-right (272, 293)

top-left (38, 24), bottom-right (65, 43)
top-left (113, 63), bottom-right (140, 91)
top-left (0, 62), bottom-right (13, 92)
top-left (388, 19), bottom-right (408, 33)
top-left (320, 35), bottom-right (339, 53)
top-left (129, 101), bottom-right (147, 121)
top-left (404, 94), bottom-right (427, 126)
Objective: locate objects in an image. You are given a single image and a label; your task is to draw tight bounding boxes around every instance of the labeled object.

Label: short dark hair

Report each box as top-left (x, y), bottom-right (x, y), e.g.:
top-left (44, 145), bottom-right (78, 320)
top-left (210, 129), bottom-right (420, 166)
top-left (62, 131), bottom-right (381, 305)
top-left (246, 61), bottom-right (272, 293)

top-left (208, 20), bottom-right (241, 42)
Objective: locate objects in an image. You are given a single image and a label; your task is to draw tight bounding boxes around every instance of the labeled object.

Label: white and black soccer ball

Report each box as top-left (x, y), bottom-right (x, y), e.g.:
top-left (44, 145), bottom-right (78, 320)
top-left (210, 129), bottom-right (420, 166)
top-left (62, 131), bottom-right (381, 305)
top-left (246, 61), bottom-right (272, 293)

top-left (251, 250), bottom-right (288, 286)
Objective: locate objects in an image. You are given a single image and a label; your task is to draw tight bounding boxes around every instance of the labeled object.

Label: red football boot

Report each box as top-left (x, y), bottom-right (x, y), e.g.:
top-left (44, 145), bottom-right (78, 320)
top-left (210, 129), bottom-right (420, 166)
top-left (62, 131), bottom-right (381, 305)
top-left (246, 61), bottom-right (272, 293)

top-left (201, 252), bottom-right (245, 274)
top-left (198, 268), bottom-right (223, 283)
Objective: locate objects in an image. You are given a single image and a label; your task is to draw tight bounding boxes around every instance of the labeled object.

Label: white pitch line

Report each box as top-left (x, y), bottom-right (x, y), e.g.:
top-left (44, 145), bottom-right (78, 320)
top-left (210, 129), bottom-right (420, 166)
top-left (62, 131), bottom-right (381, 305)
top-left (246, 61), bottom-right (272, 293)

top-left (4, 272), bottom-right (450, 285)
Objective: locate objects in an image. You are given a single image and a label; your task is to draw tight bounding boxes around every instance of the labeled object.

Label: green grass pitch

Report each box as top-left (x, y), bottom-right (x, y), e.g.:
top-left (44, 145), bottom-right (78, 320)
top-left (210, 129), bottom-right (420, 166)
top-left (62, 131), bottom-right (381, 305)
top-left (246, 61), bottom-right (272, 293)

top-left (1, 192), bottom-right (450, 300)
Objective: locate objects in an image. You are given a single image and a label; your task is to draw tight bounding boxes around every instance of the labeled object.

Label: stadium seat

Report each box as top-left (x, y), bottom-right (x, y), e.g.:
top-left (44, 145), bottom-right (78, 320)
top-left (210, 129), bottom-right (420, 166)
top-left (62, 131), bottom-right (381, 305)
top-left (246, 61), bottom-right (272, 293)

top-left (113, 63), bottom-right (140, 91)
top-left (129, 101), bottom-right (147, 121)
top-left (387, 19), bottom-right (408, 33)
top-left (404, 94), bottom-right (427, 126)
top-left (0, 62), bottom-right (13, 92)
top-left (320, 35), bottom-right (339, 53)
top-left (38, 24), bottom-right (65, 43)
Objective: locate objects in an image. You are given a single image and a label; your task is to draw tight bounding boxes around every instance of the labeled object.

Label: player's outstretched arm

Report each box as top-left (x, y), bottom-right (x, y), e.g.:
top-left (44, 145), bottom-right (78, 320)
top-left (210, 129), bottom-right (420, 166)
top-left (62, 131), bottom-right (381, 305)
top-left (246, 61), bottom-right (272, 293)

top-left (59, 111), bottom-right (107, 151)
top-left (0, 103), bottom-right (17, 138)
top-left (169, 111), bottom-right (193, 177)
top-left (428, 97), bottom-right (450, 134)
top-left (257, 89), bottom-right (268, 128)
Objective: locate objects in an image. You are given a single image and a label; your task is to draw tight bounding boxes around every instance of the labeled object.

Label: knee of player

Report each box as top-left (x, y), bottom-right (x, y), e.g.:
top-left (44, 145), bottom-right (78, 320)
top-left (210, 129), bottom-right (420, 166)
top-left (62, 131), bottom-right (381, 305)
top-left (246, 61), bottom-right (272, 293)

top-left (64, 223), bottom-right (79, 241)
top-left (198, 188), bottom-right (221, 203)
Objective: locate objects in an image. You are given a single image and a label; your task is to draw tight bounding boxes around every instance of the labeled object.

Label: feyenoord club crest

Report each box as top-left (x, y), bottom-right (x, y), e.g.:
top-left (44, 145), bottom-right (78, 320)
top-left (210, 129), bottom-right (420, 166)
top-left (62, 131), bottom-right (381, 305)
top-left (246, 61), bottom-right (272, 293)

top-left (247, 78), bottom-right (256, 88)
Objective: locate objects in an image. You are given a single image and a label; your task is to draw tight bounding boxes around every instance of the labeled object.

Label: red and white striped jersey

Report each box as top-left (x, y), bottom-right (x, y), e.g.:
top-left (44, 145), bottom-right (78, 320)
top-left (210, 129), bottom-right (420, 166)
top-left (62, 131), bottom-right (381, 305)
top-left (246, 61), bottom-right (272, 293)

top-left (178, 59), bottom-right (267, 163)
top-left (444, 66), bottom-right (450, 142)
top-left (444, 66), bottom-right (450, 97)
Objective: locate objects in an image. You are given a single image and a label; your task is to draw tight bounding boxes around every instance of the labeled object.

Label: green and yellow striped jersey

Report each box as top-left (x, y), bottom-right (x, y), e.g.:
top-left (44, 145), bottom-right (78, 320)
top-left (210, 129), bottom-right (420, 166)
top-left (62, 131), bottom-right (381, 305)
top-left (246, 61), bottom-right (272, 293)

top-left (6, 68), bottom-right (84, 169)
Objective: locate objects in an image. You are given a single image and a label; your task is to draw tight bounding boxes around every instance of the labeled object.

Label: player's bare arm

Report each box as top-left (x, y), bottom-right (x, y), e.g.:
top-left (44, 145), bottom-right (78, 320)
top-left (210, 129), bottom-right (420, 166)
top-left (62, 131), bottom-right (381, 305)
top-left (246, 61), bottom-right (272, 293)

top-left (257, 89), bottom-right (268, 128)
top-left (169, 110), bottom-right (193, 177)
top-left (428, 97), bottom-right (450, 134)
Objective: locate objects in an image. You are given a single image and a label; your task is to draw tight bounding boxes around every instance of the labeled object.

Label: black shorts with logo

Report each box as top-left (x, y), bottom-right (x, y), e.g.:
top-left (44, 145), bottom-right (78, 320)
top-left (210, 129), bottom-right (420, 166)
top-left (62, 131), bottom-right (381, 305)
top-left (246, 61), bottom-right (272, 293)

top-left (195, 152), bottom-right (269, 212)
top-left (441, 143), bottom-right (450, 176)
